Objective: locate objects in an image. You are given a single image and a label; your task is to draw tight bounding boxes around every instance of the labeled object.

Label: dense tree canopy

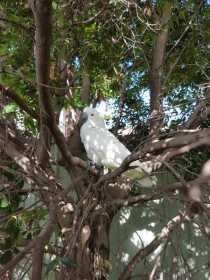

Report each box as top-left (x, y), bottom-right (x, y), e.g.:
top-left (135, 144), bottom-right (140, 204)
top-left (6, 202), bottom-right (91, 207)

top-left (0, 0), bottom-right (210, 279)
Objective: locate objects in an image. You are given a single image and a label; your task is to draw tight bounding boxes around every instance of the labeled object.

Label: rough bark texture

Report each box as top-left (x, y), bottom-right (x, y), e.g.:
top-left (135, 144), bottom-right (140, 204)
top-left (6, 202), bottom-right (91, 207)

top-left (149, 2), bottom-right (171, 136)
top-left (81, 71), bottom-right (91, 104)
top-left (184, 87), bottom-right (210, 129)
top-left (30, 0), bottom-right (53, 167)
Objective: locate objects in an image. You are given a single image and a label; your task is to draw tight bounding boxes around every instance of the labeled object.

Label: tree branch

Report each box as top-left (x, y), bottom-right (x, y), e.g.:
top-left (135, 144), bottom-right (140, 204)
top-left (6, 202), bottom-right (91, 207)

top-left (142, 128), bottom-right (210, 153)
top-left (118, 211), bottom-right (189, 280)
top-left (149, 2), bottom-right (172, 136)
top-left (106, 172), bottom-right (210, 209)
top-left (0, 121), bottom-right (61, 196)
top-left (31, 203), bottom-right (56, 280)
top-left (29, 0), bottom-right (87, 174)
top-left (0, 16), bottom-right (34, 33)
top-left (0, 84), bottom-right (39, 121)
top-left (0, 204), bottom-right (55, 278)
top-left (94, 128), bottom-right (210, 187)
top-left (29, 0), bottom-right (53, 167)
top-left (73, 2), bottom-right (108, 25)
top-left (184, 88), bottom-right (210, 129)
top-left (81, 71), bottom-right (91, 104)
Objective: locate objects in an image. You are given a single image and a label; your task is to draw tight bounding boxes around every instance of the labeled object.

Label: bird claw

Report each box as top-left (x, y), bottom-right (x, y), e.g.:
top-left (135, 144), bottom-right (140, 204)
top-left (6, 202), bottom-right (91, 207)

top-left (87, 160), bottom-right (104, 174)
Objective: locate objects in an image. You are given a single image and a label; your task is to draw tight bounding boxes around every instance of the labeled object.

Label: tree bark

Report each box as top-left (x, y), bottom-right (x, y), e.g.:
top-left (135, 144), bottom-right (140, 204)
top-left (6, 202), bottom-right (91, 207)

top-left (149, 2), bottom-right (172, 136)
top-left (29, 0), bottom-right (53, 167)
top-left (81, 71), bottom-right (91, 105)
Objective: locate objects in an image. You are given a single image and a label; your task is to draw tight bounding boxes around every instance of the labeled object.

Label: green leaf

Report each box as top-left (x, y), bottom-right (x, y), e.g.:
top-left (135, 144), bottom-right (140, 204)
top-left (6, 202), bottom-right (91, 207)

top-left (45, 256), bottom-right (76, 275)
top-left (61, 256), bottom-right (76, 267)
top-left (52, 1), bottom-right (58, 9)
top-left (0, 250), bottom-right (13, 264)
top-left (6, 216), bottom-right (21, 238)
top-left (3, 103), bottom-right (17, 114)
top-left (0, 198), bottom-right (10, 209)
top-left (45, 258), bottom-right (60, 275)
top-left (24, 116), bottom-right (37, 133)
top-left (84, 22), bottom-right (97, 35)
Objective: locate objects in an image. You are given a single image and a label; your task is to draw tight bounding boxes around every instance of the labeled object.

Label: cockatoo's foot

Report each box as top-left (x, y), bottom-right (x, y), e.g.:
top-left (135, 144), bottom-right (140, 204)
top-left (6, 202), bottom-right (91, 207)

top-left (87, 160), bottom-right (102, 169)
top-left (87, 160), bottom-right (104, 175)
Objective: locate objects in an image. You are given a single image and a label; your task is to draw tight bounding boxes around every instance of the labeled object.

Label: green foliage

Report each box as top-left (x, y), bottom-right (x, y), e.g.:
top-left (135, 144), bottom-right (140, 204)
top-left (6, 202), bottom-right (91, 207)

top-left (0, 197), bottom-right (10, 209)
top-left (0, 250), bottom-right (13, 264)
top-left (45, 256), bottom-right (76, 275)
top-left (3, 103), bottom-right (17, 114)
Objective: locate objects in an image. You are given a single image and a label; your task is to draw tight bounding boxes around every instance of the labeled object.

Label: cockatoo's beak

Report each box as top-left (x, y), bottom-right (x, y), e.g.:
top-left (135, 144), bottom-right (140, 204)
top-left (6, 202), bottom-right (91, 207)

top-left (98, 115), bottom-right (105, 121)
top-left (79, 112), bottom-right (88, 127)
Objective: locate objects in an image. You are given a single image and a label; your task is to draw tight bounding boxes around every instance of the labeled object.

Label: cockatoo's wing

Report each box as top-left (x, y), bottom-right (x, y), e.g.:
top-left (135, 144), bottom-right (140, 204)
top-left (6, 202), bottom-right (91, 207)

top-left (80, 124), bottom-right (131, 169)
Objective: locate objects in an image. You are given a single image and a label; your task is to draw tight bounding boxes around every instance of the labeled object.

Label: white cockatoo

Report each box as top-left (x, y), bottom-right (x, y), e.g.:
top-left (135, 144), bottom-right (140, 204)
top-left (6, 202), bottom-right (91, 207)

top-left (80, 107), bottom-right (156, 187)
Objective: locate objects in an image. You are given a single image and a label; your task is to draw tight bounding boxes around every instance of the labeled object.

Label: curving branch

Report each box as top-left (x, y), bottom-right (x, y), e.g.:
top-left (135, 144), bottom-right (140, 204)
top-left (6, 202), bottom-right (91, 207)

top-left (142, 128), bottom-right (210, 153)
top-left (29, 0), bottom-right (87, 174)
top-left (109, 182), bottom-right (183, 208)
top-left (184, 88), bottom-right (210, 129)
top-left (118, 211), bottom-right (189, 280)
top-left (73, 2), bottom-right (108, 25)
top-left (0, 121), bottom-right (61, 195)
top-left (0, 84), bottom-right (39, 121)
top-left (0, 204), bottom-right (55, 278)
top-left (31, 203), bottom-right (56, 280)
top-left (94, 128), bottom-right (210, 187)
top-left (0, 15), bottom-right (34, 33)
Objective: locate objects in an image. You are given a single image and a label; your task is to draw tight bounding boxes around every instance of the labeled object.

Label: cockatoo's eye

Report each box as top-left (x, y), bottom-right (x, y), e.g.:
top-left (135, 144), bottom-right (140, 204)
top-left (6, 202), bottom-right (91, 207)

top-left (91, 113), bottom-right (94, 116)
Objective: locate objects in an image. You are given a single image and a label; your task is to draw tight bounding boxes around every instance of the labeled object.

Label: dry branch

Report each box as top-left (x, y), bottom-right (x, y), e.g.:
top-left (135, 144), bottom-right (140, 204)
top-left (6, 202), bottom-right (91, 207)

top-left (0, 204), bottom-right (55, 278)
top-left (94, 128), bottom-right (210, 188)
top-left (184, 88), bottom-right (210, 129)
top-left (118, 211), bottom-right (189, 280)
top-left (31, 203), bottom-right (56, 280)
top-left (0, 84), bottom-right (39, 121)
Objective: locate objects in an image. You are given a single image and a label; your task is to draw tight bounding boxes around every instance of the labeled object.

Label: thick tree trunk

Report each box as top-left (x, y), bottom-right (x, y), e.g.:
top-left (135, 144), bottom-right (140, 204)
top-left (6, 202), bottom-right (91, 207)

top-left (58, 199), bottom-right (113, 280)
top-left (76, 214), bottom-right (111, 279)
top-left (29, 0), bottom-right (52, 167)
top-left (149, 2), bottom-right (171, 136)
